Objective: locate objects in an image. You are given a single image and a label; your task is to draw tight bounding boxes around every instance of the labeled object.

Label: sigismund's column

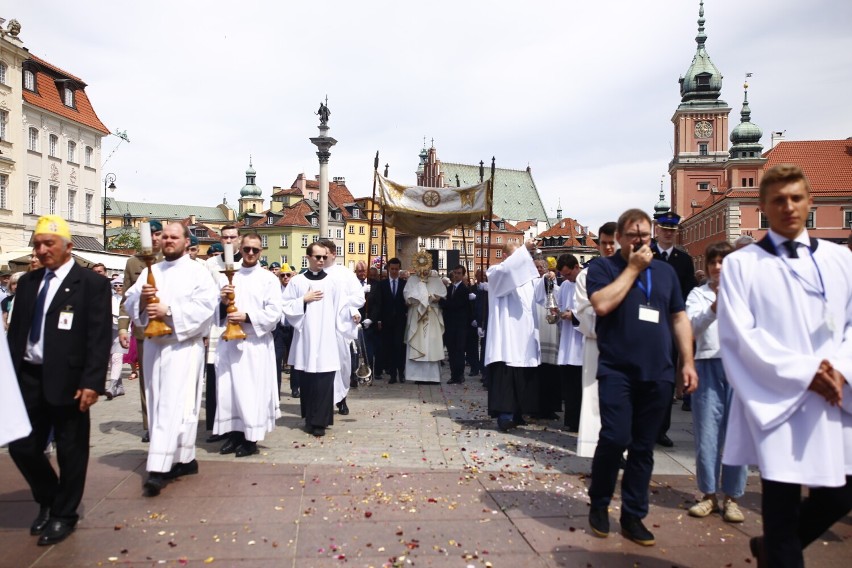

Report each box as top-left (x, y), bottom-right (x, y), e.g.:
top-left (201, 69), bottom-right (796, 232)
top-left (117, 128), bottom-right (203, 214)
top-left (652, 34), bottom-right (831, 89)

top-left (309, 99), bottom-right (337, 240)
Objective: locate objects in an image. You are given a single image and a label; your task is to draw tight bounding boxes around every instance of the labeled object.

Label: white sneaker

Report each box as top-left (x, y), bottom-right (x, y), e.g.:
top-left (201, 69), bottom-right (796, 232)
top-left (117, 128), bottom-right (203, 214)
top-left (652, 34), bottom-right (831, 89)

top-left (688, 495), bottom-right (718, 518)
top-left (722, 498), bottom-right (745, 523)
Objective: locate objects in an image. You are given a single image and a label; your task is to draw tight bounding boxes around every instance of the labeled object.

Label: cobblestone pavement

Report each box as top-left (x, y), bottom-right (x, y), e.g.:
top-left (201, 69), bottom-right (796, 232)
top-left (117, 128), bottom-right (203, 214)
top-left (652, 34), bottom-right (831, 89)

top-left (1, 366), bottom-right (848, 567)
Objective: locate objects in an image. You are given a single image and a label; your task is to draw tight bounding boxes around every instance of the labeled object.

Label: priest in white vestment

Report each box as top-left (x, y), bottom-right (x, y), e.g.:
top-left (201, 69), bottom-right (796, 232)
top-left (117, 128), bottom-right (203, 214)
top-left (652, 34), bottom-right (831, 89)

top-left (213, 234), bottom-right (282, 457)
top-left (555, 254), bottom-right (584, 431)
top-left (282, 243), bottom-right (360, 437)
top-left (485, 239), bottom-right (541, 432)
top-left (718, 165), bottom-right (852, 567)
top-left (403, 254), bottom-right (446, 383)
top-left (532, 258), bottom-right (561, 419)
top-left (124, 223), bottom-right (219, 497)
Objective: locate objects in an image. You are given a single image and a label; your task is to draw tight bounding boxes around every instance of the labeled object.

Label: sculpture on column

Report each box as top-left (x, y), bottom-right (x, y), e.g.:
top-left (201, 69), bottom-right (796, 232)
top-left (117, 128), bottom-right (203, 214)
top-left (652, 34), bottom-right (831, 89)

top-left (316, 100), bottom-right (330, 126)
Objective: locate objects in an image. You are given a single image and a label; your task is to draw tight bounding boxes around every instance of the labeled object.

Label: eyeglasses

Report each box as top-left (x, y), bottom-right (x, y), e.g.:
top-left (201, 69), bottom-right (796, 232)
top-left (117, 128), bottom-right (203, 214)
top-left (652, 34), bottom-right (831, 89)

top-left (242, 247), bottom-right (261, 254)
top-left (624, 232), bottom-right (651, 240)
top-left (279, 274), bottom-right (291, 278)
top-left (312, 255), bottom-right (328, 261)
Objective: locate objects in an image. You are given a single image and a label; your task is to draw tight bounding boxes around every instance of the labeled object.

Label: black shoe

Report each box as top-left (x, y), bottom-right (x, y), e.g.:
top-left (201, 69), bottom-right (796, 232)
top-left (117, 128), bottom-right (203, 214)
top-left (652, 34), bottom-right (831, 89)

top-left (205, 433), bottom-right (227, 443)
top-left (588, 507), bottom-right (610, 538)
top-left (656, 434), bottom-right (674, 447)
top-left (235, 441), bottom-right (259, 458)
top-left (337, 399), bottom-right (350, 415)
top-left (389, 377), bottom-right (398, 384)
top-left (30, 506), bottom-right (51, 536)
top-left (141, 432), bottom-right (150, 443)
top-left (105, 392), bottom-right (114, 401)
top-left (220, 435), bottom-right (243, 455)
top-left (468, 369), bottom-right (480, 377)
top-left (514, 415), bottom-right (528, 426)
top-left (291, 389), bottom-right (300, 398)
top-left (497, 417), bottom-right (516, 432)
top-left (350, 379), bottom-right (359, 388)
top-left (162, 459), bottom-right (199, 480)
top-left (749, 536), bottom-right (767, 568)
top-left (399, 377), bottom-right (406, 383)
top-left (620, 514), bottom-right (655, 546)
top-left (37, 519), bottom-right (77, 546)
top-left (143, 473), bottom-right (164, 497)
top-left (312, 426), bottom-right (326, 437)
top-left (447, 377), bottom-right (465, 384)
top-left (681, 401), bottom-right (692, 411)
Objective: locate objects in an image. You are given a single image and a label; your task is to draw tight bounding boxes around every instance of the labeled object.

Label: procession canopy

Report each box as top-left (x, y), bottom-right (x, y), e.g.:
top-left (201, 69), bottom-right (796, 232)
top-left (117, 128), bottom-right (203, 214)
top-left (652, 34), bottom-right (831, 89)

top-left (377, 174), bottom-right (491, 237)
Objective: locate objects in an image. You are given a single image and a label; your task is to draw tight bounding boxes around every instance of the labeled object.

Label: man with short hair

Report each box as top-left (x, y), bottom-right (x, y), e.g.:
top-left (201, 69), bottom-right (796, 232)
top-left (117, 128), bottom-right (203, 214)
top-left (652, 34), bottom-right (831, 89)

top-left (124, 222), bottom-right (219, 496)
top-left (7, 215), bottom-right (112, 545)
top-left (105, 277), bottom-right (127, 400)
top-left (555, 253), bottom-right (583, 430)
top-left (282, 243), bottom-right (360, 436)
top-left (91, 263), bottom-right (107, 276)
top-left (118, 219), bottom-right (164, 443)
top-left (532, 257), bottom-right (561, 418)
top-left (586, 209), bottom-right (697, 546)
top-left (213, 233), bottom-right (282, 457)
top-left (373, 258), bottom-right (407, 383)
top-left (270, 261), bottom-right (281, 276)
top-left (273, 263), bottom-right (296, 397)
top-left (0, 270), bottom-right (11, 303)
top-left (441, 265), bottom-right (472, 385)
top-left (718, 164), bottom-right (852, 567)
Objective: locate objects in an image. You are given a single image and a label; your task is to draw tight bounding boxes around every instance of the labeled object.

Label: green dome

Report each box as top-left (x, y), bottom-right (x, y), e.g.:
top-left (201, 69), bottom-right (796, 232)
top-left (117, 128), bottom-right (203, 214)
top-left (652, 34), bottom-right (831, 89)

top-left (240, 159), bottom-right (262, 197)
top-left (729, 84), bottom-right (764, 158)
top-left (679, 1), bottom-right (723, 103)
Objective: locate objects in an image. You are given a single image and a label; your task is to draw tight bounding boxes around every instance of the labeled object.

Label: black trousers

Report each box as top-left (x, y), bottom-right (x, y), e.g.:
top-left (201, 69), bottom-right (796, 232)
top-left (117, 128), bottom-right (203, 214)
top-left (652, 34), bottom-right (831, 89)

top-left (297, 370), bottom-right (335, 428)
top-left (761, 476), bottom-right (852, 568)
top-left (205, 363), bottom-right (217, 431)
top-left (537, 363), bottom-right (562, 415)
top-left (561, 364), bottom-right (583, 430)
top-left (380, 325), bottom-right (406, 378)
top-left (444, 319), bottom-right (467, 380)
top-left (9, 363), bottom-right (90, 522)
top-left (487, 363), bottom-right (539, 416)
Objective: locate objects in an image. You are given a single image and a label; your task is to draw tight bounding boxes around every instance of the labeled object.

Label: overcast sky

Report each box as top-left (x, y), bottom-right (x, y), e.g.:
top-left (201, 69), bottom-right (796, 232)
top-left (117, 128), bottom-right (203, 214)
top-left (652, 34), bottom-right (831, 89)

top-left (7, 0), bottom-right (851, 233)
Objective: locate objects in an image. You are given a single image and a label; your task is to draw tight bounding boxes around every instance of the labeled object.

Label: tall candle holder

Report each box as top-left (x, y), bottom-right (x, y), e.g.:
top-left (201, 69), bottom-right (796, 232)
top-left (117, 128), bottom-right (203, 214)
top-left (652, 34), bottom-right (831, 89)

top-left (139, 249), bottom-right (173, 338)
top-left (220, 266), bottom-right (247, 341)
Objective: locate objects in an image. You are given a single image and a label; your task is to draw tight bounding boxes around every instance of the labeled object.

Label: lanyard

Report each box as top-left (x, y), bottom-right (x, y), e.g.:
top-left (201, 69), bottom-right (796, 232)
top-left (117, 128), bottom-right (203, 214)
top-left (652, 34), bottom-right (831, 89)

top-left (635, 268), bottom-right (652, 304)
top-left (773, 241), bottom-right (827, 302)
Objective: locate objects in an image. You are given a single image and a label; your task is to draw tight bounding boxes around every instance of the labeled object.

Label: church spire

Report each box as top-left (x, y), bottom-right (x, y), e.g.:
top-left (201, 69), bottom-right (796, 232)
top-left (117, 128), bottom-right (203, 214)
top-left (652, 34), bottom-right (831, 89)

top-left (678, 0), bottom-right (724, 104)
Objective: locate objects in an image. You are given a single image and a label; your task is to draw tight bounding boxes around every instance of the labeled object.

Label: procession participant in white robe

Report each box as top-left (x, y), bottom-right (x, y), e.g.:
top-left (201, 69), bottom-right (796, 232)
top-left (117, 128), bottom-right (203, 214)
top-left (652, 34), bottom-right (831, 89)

top-left (554, 254), bottom-right (584, 431)
top-left (532, 258), bottom-right (561, 420)
top-left (282, 243), bottom-right (360, 437)
top-left (403, 254), bottom-right (446, 384)
top-left (124, 223), bottom-right (218, 497)
top-left (485, 238), bottom-right (541, 432)
top-left (318, 239), bottom-right (365, 416)
top-left (213, 234), bottom-right (282, 458)
top-left (204, 228), bottom-right (241, 442)
top-left (574, 222), bottom-right (618, 458)
top-left (0, 332), bottom-right (31, 446)
top-left (717, 165), bottom-right (852, 568)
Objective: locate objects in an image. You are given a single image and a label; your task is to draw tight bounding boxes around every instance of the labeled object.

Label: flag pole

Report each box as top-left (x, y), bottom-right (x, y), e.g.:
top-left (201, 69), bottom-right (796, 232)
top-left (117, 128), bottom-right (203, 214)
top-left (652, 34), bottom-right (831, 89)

top-left (486, 157), bottom-right (496, 271)
top-left (365, 151), bottom-right (379, 311)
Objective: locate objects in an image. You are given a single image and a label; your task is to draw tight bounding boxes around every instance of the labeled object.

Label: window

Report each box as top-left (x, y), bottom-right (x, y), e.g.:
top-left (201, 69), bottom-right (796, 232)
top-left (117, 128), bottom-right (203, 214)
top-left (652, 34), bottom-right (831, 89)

top-left (28, 180), bottom-right (38, 213)
top-left (429, 238), bottom-right (436, 249)
top-left (467, 243), bottom-right (473, 254)
top-left (359, 226), bottom-right (365, 235)
top-left (261, 255), bottom-right (268, 264)
top-left (348, 225), bottom-right (354, 234)
top-left (312, 235), bottom-right (319, 243)
top-left (0, 174), bottom-right (7, 209)
top-left (28, 127), bottom-right (39, 151)
top-left (353, 209), bottom-right (360, 219)
top-left (64, 87), bottom-right (75, 107)
top-left (336, 246), bottom-right (343, 256)
top-left (301, 234), bottom-right (308, 247)
top-left (370, 244), bottom-right (378, 256)
top-left (698, 182), bottom-right (709, 191)
top-left (67, 141), bottom-right (76, 162)
top-left (310, 217), bottom-right (317, 226)
top-left (280, 234), bottom-right (288, 247)
top-left (0, 62), bottom-right (6, 85)
top-left (348, 242), bottom-right (355, 254)
top-left (496, 249), bottom-right (502, 258)
top-left (49, 134), bottom-right (58, 157)
top-left (261, 234), bottom-right (268, 248)
top-left (496, 236), bottom-right (502, 244)
top-left (85, 146), bottom-right (93, 167)
top-left (476, 249), bottom-right (481, 258)
top-left (845, 210), bottom-right (852, 229)
top-left (281, 255), bottom-right (287, 264)
top-left (24, 69), bottom-right (35, 91)
top-left (301, 256), bottom-right (309, 269)
top-left (358, 242), bottom-right (365, 254)
top-left (806, 210), bottom-right (815, 229)
top-left (49, 185), bottom-right (58, 215)
top-left (67, 189), bottom-right (76, 219)
top-left (0, 110), bottom-right (6, 140)
top-left (698, 143), bottom-right (708, 156)
top-left (266, 215), bottom-right (274, 225)
top-left (336, 229), bottom-right (343, 239)
top-left (85, 193), bottom-right (92, 223)
top-left (371, 228), bottom-right (378, 238)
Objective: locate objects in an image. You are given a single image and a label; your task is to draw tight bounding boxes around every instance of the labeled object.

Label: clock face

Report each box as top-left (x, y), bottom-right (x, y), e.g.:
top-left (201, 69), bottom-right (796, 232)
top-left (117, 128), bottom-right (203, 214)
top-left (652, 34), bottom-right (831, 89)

top-left (694, 121), bottom-right (713, 139)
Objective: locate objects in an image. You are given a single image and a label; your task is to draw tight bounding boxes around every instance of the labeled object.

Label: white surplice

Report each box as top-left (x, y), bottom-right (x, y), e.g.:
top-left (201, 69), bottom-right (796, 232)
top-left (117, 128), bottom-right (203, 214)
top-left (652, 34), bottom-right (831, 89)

top-left (719, 233), bottom-right (852, 487)
top-left (214, 264), bottom-right (281, 441)
top-left (205, 256), bottom-right (241, 364)
top-left (325, 264), bottom-right (365, 403)
top-left (0, 332), bottom-right (31, 446)
top-left (533, 277), bottom-right (561, 365)
top-left (125, 255), bottom-right (219, 473)
top-left (556, 280), bottom-right (584, 366)
top-left (403, 271), bottom-right (447, 383)
top-left (573, 267), bottom-right (601, 458)
top-left (484, 246), bottom-right (540, 368)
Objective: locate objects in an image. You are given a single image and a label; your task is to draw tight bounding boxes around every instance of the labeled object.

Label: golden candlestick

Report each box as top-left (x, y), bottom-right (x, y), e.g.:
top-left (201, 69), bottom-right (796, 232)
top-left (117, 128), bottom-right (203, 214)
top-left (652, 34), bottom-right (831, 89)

top-left (139, 252), bottom-right (173, 338)
top-left (220, 267), bottom-right (247, 341)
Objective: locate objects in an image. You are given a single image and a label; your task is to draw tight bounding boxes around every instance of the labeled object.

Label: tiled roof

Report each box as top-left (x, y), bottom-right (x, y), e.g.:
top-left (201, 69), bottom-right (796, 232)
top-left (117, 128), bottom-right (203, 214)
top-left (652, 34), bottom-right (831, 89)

top-left (106, 198), bottom-right (233, 222)
top-left (72, 235), bottom-right (105, 252)
top-left (272, 187), bottom-right (302, 197)
top-left (23, 55), bottom-right (109, 135)
top-left (538, 217), bottom-right (597, 247)
top-left (763, 140), bottom-right (852, 190)
top-left (439, 163), bottom-right (549, 224)
top-left (513, 220), bottom-right (536, 231)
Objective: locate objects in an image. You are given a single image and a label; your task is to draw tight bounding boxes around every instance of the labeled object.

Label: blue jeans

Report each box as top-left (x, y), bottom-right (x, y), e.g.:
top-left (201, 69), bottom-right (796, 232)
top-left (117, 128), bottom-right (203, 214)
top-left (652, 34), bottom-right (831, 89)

top-left (692, 358), bottom-right (747, 497)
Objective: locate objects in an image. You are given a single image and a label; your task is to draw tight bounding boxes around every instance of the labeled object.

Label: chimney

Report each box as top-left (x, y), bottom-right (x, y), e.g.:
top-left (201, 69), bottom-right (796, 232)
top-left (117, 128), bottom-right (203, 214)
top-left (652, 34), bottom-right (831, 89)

top-left (771, 131), bottom-right (786, 148)
top-left (189, 214), bottom-right (196, 225)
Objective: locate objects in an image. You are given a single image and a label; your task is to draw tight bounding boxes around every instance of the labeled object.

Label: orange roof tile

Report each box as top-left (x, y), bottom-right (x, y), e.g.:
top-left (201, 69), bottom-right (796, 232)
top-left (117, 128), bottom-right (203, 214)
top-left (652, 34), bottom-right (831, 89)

top-left (538, 218), bottom-right (597, 247)
top-left (763, 140), bottom-right (852, 191)
top-left (23, 55), bottom-right (109, 135)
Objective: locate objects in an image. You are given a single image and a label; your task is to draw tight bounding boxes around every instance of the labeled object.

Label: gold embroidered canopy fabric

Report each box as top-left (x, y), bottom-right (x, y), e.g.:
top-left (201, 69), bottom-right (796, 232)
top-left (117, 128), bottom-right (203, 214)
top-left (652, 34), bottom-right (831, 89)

top-left (377, 174), bottom-right (491, 237)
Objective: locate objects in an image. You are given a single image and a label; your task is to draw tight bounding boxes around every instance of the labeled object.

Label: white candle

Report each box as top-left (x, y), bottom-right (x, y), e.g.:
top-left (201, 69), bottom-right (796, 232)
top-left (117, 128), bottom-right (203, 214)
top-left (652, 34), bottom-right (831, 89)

top-left (140, 222), bottom-right (152, 251)
top-left (223, 243), bottom-right (235, 268)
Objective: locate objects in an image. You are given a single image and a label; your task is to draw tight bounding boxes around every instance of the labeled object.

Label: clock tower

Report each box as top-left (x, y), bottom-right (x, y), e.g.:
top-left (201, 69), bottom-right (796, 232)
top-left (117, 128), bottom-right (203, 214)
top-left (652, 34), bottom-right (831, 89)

top-left (668, 1), bottom-right (731, 219)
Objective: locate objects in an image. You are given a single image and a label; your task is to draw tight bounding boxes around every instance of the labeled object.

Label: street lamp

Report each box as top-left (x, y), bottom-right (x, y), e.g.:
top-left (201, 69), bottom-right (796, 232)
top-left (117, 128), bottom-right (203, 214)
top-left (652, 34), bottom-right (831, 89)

top-left (103, 173), bottom-right (116, 251)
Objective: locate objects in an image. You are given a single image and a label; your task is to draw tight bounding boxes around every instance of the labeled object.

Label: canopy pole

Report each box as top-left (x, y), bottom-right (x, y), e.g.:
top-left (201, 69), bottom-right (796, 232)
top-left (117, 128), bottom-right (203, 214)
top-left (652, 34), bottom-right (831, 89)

top-left (485, 157), bottom-right (496, 271)
top-left (364, 151), bottom-right (379, 311)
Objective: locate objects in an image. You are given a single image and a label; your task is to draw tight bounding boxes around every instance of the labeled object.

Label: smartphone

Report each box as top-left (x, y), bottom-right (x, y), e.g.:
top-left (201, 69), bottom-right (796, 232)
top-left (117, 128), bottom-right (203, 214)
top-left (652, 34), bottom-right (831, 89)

top-left (633, 242), bottom-right (643, 252)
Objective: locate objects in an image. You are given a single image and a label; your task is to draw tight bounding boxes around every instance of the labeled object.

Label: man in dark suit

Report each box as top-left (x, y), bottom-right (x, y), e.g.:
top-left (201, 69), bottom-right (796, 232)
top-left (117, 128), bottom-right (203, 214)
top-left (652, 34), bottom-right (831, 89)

top-left (440, 265), bottom-right (472, 384)
top-left (7, 215), bottom-right (112, 546)
top-left (372, 258), bottom-right (407, 383)
top-left (651, 212), bottom-right (699, 446)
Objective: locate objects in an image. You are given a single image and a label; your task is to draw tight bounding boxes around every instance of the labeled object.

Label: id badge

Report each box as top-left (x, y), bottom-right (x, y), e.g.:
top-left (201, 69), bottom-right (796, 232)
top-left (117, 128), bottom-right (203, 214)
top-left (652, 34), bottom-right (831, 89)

top-left (638, 305), bottom-right (660, 324)
top-left (58, 310), bottom-right (74, 330)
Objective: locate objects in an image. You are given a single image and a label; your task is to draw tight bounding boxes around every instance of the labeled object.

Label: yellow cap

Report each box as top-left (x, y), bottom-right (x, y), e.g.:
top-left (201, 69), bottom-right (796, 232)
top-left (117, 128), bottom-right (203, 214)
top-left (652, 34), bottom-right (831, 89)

top-left (546, 256), bottom-right (557, 270)
top-left (34, 215), bottom-right (71, 240)
top-left (280, 262), bottom-right (292, 273)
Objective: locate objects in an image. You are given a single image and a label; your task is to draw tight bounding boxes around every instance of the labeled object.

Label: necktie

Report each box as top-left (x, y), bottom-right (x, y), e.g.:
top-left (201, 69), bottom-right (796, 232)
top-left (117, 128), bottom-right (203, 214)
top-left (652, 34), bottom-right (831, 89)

top-left (391, 280), bottom-right (396, 296)
top-left (29, 271), bottom-right (55, 343)
top-left (782, 240), bottom-right (800, 259)
top-left (660, 251), bottom-right (669, 261)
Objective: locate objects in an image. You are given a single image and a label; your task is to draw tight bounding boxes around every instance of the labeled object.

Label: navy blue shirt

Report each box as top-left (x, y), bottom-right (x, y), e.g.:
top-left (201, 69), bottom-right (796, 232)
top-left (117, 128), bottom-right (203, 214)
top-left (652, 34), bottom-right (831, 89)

top-left (586, 253), bottom-right (684, 382)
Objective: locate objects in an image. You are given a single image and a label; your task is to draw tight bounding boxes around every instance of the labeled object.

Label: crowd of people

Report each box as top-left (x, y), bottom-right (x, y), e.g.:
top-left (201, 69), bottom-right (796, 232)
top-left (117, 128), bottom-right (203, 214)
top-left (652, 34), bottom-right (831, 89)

top-left (1, 164), bottom-right (850, 567)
